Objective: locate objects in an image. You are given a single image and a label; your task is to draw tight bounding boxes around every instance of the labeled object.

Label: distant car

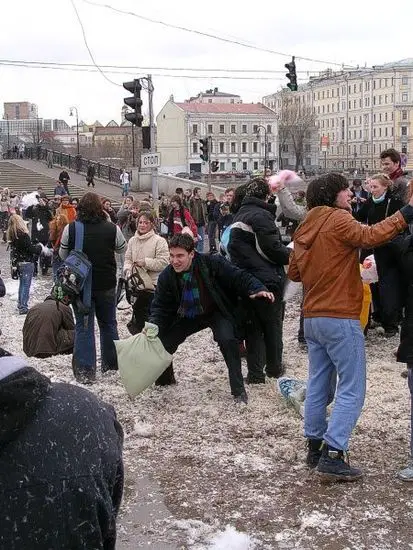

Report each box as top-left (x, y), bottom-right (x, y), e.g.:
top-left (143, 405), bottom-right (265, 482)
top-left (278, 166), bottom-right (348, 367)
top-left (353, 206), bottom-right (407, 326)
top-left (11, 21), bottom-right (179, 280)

top-left (189, 172), bottom-right (202, 181)
top-left (175, 172), bottom-right (190, 179)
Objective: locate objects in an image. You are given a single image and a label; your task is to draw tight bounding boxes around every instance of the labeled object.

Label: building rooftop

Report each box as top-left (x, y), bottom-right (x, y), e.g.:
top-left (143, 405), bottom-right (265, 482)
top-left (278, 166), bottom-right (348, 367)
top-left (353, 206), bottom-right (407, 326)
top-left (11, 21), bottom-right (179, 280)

top-left (94, 127), bottom-right (132, 135)
top-left (175, 102), bottom-right (274, 115)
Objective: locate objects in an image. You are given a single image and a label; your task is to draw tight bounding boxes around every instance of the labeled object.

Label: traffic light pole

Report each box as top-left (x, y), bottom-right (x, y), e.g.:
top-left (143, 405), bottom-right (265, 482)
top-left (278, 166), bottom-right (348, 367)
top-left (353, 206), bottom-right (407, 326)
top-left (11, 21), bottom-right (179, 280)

top-left (207, 135), bottom-right (212, 192)
top-left (131, 122), bottom-right (136, 167)
top-left (147, 75), bottom-right (158, 212)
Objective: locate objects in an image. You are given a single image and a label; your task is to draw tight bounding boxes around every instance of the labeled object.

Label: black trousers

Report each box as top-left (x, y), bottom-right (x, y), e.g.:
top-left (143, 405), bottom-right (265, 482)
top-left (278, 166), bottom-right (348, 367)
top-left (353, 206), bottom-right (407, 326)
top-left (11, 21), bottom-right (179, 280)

top-left (127, 291), bottom-right (154, 335)
top-left (244, 295), bottom-right (284, 378)
top-left (156, 312), bottom-right (245, 397)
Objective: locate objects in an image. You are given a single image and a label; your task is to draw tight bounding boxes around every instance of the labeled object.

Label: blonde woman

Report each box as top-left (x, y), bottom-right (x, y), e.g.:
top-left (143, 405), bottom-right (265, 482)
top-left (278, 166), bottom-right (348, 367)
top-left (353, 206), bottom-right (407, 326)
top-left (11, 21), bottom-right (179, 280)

top-left (124, 212), bottom-right (169, 334)
top-left (7, 214), bottom-right (41, 314)
top-left (356, 173), bottom-right (407, 336)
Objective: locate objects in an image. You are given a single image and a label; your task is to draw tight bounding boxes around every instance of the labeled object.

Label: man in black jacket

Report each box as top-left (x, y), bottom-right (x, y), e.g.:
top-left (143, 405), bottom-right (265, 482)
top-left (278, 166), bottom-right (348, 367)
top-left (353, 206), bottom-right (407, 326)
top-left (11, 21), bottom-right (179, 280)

top-left (0, 348), bottom-right (124, 550)
top-left (228, 177), bottom-right (291, 382)
top-left (149, 233), bottom-right (274, 404)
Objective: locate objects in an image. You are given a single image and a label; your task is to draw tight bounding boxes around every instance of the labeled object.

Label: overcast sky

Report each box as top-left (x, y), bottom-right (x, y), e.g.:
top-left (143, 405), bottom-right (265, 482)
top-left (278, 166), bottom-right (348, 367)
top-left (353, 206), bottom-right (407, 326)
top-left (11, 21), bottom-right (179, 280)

top-left (1, 0), bottom-right (412, 126)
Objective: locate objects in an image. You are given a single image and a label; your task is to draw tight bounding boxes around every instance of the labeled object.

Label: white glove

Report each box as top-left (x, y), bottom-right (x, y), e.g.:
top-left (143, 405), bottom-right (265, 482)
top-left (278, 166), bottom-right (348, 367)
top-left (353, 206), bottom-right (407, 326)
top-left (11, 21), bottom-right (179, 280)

top-left (36, 221), bottom-right (43, 232)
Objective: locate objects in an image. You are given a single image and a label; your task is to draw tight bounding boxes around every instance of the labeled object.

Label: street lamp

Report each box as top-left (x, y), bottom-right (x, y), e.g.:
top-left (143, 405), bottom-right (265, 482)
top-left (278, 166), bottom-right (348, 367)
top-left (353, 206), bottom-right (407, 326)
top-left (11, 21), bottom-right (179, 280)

top-left (69, 106), bottom-right (80, 156)
top-left (256, 125), bottom-right (268, 174)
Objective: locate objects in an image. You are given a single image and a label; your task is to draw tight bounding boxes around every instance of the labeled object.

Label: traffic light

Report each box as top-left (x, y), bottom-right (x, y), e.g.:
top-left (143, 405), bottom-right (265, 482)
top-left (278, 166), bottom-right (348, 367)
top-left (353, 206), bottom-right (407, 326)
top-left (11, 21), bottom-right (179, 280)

top-left (199, 138), bottom-right (209, 162)
top-left (285, 56), bottom-right (298, 91)
top-left (211, 161), bottom-right (219, 172)
top-left (123, 79), bottom-right (143, 127)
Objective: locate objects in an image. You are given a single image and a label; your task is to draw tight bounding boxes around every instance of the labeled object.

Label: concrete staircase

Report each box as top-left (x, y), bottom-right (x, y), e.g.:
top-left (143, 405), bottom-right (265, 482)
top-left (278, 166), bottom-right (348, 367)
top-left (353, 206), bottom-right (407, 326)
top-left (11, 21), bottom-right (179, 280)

top-left (0, 162), bottom-right (121, 207)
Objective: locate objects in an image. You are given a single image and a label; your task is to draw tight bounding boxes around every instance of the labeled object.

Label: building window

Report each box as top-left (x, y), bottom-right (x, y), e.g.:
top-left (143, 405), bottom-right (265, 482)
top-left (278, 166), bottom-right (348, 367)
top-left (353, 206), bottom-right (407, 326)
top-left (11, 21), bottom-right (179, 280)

top-left (231, 142), bottom-right (236, 153)
top-left (402, 126), bottom-right (408, 136)
top-left (242, 124), bottom-right (247, 133)
top-left (402, 76), bottom-right (409, 85)
top-left (242, 161), bottom-right (247, 170)
top-left (282, 144), bottom-right (288, 152)
top-left (267, 124), bottom-right (272, 134)
top-left (402, 93), bottom-right (408, 102)
top-left (231, 162), bottom-right (237, 170)
top-left (219, 124), bottom-right (225, 133)
top-left (192, 142), bottom-right (198, 154)
top-left (208, 99), bottom-right (213, 103)
top-left (253, 161), bottom-right (258, 170)
top-left (231, 124), bottom-right (236, 133)
top-left (241, 142), bottom-right (247, 153)
top-left (207, 124), bottom-right (213, 134)
top-left (402, 110), bottom-right (408, 120)
top-left (230, 98), bottom-right (235, 104)
top-left (305, 143), bottom-right (311, 152)
top-left (219, 162), bottom-right (225, 171)
top-left (192, 124), bottom-right (198, 134)
top-left (253, 142), bottom-right (258, 153)
top-left (253, 125), bottom-right (258, 133)
top-left (268, 142), bottom-right (272, 152)
top-left (219, 142), bottom-right (225, 153)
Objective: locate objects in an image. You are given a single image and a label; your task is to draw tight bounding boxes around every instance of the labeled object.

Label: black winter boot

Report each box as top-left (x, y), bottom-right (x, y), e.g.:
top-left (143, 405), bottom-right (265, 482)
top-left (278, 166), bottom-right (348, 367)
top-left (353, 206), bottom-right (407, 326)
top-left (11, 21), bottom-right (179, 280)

top-left (316, 443), bottom-right (363, 483)
top-left (306, 439), bottom-right (323, 468)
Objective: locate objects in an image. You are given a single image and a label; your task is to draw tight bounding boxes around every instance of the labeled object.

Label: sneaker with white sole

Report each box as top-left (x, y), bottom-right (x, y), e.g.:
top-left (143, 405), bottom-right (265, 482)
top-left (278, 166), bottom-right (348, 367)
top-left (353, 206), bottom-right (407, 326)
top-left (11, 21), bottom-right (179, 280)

top-left (397, 463), bottom-right (413, 481)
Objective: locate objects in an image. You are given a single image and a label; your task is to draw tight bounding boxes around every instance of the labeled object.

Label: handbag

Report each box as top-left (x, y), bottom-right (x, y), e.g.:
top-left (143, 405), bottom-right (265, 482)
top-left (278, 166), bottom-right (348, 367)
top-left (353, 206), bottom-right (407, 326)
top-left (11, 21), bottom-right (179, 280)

top-left (129, 263), bottom-right (155, 292)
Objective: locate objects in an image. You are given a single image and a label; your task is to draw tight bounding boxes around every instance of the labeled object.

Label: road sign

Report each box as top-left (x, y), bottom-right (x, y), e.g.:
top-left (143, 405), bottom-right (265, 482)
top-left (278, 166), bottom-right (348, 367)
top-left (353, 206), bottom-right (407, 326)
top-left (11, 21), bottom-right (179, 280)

top-left (320, 135), bottom-right (330, 152)
top-left (141, 152), bottom-right (161, 168)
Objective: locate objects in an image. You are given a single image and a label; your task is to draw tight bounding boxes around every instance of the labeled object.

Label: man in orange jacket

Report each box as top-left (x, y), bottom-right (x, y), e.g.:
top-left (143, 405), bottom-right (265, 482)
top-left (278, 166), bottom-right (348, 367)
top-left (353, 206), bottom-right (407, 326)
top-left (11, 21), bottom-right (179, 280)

top-left (288, 172), bottom-right (413, 482)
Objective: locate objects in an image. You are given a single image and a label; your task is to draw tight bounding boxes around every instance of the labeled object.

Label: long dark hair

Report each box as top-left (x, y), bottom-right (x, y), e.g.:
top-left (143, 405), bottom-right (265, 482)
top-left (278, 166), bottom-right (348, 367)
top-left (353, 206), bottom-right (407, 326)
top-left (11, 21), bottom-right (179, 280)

top-left (168, 194), bottom-right (187, 233)
top-left (76, 192), bottom-right (106, 223)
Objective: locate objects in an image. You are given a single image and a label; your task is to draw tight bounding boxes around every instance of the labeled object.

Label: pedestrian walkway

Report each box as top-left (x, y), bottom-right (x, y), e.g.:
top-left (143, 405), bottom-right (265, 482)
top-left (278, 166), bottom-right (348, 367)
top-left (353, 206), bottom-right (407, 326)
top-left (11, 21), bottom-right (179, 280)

top-left (6, 158), bottom-right (149, 205)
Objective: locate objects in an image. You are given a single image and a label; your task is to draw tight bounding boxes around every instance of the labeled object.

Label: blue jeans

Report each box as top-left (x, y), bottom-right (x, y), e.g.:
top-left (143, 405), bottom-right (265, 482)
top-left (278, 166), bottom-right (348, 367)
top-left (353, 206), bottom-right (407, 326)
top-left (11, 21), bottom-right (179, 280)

top-left (52, 253), bottom-right (63, 281)
top-left (304, 317), bottom-right (366, 451)
top-left (121, 184), bottom-right (129, 197)
top-left (196, 225), bottom-right (205, 253)
top-left (73, 288), bottom-right (119, 375)
top-left (18, 262), bottom-right (34, 312)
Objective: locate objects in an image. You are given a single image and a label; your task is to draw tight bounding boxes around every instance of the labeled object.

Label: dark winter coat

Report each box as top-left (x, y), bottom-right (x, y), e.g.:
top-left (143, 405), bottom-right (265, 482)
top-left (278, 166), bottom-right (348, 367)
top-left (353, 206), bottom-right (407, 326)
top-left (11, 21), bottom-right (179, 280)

top-left (10, 230), bottom-right (41, 264)
top-left (0, 275), bottom-right (5, 297)
top-left (355, 190), bottom-right (408, 265)
top-left (149, 252), bottom-right (267, 332)
top-left (22, 298), bottom-right (75, 358)
top-left (394, 235), bottom-right (413, 363)
top-left (0, 357), bottom-right (124, 550)
top-left (228, 196), bottom-right (291, 292)
top-left (26, 203), bottom-right (53, 244)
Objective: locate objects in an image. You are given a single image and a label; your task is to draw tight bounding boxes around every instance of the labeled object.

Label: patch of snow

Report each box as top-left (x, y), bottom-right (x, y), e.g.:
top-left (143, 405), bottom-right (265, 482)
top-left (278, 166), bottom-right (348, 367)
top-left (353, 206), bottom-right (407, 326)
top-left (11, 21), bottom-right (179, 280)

top-left (205, 525), bottom-right (257, 550)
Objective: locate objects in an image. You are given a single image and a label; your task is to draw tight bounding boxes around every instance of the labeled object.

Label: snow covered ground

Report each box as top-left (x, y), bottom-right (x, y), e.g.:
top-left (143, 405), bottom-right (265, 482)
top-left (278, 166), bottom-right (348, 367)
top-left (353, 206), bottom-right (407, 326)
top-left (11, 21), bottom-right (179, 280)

top-left (1, 245), bottom-right (413, 549)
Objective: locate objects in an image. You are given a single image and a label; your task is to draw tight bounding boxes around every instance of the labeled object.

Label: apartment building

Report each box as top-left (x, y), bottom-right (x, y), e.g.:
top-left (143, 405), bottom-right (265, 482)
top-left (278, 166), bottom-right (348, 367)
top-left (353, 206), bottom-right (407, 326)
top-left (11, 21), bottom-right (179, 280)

top-left (3, 101), bottom-right (38, 120)
top-left (156, 92), bottom-right (278, 174)
top-left (263, 59), bottom-right (413, 172)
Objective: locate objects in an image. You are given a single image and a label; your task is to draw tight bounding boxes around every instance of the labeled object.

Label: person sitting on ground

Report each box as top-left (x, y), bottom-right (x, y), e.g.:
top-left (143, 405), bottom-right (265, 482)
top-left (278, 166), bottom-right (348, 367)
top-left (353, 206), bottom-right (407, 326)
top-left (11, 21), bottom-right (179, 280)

top-left (149, 233), bottom-right (274, 404)
top-left (22, 296), bottom-right (75, 358)
top-left (0, 347), bottom-right (124, 550)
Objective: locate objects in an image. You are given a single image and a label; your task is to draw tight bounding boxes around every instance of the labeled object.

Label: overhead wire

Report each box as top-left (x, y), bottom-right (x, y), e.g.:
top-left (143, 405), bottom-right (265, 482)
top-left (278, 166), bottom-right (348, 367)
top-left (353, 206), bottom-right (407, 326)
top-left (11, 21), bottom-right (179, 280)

top-left (69, 0), bottom-right (123, 87)
top-left (81, 0), bottom-right (357, 69)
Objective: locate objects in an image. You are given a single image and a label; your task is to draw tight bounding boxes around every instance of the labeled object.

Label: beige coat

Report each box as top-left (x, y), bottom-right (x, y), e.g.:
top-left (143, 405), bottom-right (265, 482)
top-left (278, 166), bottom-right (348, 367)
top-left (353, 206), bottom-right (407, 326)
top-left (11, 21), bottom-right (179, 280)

top-left (124, 229), bottom-right (169, 285)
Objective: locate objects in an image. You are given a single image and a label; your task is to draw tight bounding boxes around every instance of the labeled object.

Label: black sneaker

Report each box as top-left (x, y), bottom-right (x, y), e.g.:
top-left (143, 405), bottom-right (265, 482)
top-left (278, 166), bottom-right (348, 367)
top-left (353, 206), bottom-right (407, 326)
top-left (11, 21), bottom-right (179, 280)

top-left (316, 444), bottom-right (363, 483)
top-left (244, 375), bottom-right (266, 385)
top-left (306, 439), bottom-right (323, 468)
top-left (234, 391), bottom-right (248, 405)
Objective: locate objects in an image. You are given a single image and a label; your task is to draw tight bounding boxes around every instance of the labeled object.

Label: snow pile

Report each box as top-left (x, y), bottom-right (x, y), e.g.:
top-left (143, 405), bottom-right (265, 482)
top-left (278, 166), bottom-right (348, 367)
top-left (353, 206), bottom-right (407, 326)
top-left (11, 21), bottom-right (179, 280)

top-left (206, 525), bottom-right (256, 550)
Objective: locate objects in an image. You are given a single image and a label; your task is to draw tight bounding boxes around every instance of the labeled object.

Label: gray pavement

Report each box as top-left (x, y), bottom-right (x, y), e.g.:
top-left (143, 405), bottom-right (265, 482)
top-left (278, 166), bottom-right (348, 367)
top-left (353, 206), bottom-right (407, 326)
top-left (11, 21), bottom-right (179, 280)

top-left (11, 158), bottom-right (149, 203)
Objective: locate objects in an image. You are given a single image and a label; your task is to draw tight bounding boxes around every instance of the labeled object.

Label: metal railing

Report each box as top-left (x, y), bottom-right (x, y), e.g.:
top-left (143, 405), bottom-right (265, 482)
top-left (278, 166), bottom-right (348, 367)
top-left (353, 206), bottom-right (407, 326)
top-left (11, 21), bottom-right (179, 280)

top-left (21, 146), bottom-right (123, 185)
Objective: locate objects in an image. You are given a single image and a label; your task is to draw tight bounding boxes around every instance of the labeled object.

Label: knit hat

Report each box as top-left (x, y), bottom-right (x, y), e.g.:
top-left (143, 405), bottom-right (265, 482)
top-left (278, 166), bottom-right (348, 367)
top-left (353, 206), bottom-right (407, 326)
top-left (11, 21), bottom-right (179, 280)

top-left (245, 178), bottom-right (270, 200)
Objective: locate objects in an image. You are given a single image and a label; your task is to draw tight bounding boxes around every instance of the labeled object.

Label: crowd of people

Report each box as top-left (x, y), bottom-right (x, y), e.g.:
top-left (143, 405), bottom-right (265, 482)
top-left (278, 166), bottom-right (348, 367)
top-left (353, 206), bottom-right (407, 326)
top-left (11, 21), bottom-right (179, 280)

top-left (2, 147), bottom-right (413, 547)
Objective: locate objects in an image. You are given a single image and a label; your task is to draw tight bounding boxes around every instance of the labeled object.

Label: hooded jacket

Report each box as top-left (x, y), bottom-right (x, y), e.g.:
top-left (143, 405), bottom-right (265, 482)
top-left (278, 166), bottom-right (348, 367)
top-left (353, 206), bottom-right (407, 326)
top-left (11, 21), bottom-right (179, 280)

top-left (288, 206), bottom-right (409, 319)
top-left (22, 298), bottom-right (75, 358)
top-left (0, 352), bottom-right (124, 550)
top-left (229, 196), bottom-right (291, 291)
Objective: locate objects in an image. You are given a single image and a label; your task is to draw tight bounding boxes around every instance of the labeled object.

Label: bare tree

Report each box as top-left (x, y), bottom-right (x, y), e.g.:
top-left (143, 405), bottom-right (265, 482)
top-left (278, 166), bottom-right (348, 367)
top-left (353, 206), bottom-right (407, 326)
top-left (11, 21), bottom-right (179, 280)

top-left (278, 92), bottom-right (316, 171)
